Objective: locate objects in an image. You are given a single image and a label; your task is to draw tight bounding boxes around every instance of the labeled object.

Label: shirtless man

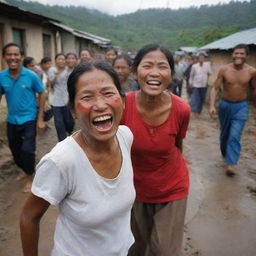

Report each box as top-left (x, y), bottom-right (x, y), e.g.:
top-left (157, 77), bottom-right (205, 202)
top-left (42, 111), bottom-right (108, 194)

top-left (209, 44), bottom-right (256, 176)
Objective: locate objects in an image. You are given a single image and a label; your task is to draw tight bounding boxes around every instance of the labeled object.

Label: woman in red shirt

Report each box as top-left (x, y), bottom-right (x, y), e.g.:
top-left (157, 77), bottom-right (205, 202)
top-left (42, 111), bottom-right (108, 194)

top-left (122, 44), bottom-right (190, 256)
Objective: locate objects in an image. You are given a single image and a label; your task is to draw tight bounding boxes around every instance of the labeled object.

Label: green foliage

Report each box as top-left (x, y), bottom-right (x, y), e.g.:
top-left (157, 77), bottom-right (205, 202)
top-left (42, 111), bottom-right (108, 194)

top-left (5, 0), bottom-right (256, 51)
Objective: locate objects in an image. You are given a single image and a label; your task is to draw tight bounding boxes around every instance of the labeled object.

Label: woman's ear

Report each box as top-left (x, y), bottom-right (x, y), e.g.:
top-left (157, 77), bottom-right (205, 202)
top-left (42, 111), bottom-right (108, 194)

top-left (71, 110), bottom-right (77, 120)
top-left (132, 71), bottom-right (137, 80)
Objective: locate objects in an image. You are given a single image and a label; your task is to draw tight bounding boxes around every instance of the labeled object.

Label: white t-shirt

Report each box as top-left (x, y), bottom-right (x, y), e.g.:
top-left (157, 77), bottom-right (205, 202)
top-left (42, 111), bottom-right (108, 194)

top-left (48, 67), bottom-right (69, 106)
top-left (189, 62), bottom-right (211, 88)
top-left (32, 125), bottom-right (135, 256)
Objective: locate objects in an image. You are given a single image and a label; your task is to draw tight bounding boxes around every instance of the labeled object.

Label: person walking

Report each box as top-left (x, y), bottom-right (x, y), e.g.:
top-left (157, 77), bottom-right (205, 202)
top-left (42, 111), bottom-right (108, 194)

top-left (209, 44), bottom-right (256, 176)
top-left (121, 44), bottom-right (190, 256)
top-left (39, 57), bottom-right (53, 122)
top-left (189, 52), bottom-right (211, 117)
top-left (0, 43), bottom-right (45, 192)
top-left (172, 54), bottom-right (185, 97)
top-left (184, 55), bottom-right (198, 98)
top-left (48, 53), bottom-right (74, 141)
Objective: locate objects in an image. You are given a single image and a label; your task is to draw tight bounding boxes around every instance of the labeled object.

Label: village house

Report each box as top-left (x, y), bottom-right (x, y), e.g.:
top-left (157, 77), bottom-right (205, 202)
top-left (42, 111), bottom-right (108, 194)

top-left (0, 0), bottom-right (111, 70)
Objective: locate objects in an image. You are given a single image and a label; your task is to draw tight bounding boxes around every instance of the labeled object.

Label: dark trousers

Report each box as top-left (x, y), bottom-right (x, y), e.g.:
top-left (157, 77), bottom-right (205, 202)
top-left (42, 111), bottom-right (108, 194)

top-left (52, 106), bottom-right (74, 141)
top-left (172, 78), bottom-right (183, 97)
top-left (190, 87), bottom-right (207, 114)
top-left (7, 121), bottom-right (36, 175)
top-left (43, 108), bottom-right (53, 122)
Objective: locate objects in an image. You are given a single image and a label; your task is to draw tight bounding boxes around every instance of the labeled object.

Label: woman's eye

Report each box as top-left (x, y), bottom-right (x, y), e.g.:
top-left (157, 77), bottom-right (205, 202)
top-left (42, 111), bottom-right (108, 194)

top-left (105, 92), bottom-right (115, 97)
top-left (81, 95), bottom-right (92, 100)
top-left (159, 65), bottom-right (169, 70)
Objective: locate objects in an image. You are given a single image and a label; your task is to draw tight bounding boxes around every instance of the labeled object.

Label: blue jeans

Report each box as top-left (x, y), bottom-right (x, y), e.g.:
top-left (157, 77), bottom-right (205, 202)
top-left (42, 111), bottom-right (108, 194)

top-left (52, 106), bottom-right (74, 141)
top-left (7, 120), bottom-right (36, 175)
top-left (190, 87), bottom-right (207, 114)
top-left (219, 99), bottom-right (248, 165)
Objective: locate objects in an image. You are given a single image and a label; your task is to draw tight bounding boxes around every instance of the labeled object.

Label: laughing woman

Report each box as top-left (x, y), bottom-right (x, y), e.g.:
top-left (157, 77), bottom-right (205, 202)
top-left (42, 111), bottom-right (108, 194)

top-left (121, 44), bottom-right (191, 256)
top-left (20, 61), bottom-right (135, 256)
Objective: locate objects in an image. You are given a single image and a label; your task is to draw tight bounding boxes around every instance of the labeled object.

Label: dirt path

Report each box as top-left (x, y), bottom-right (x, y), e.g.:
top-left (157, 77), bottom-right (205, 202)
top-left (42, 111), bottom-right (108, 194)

top-left (0, 102), bottom-right (256, 256)
top-left (183, 107), bottom-right (256, 256)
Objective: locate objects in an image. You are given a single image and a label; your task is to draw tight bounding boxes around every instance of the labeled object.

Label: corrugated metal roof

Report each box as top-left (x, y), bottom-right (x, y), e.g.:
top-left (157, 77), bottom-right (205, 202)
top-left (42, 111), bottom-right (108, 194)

top-left (178, 47), bottom-right (198, 53)
top-left (200, 27), bottom-right (256, 50)
top-left (49, 21), bottom-right (111, 46)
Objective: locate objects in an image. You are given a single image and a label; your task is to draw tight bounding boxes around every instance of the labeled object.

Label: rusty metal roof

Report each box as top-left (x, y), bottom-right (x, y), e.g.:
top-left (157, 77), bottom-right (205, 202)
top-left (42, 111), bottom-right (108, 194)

top-left (200, 27), bottom-right (256, 50)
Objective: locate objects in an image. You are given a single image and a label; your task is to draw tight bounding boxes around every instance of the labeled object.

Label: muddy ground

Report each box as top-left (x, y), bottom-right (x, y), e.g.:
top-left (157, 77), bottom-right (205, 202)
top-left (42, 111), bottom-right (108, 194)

top-left (0, 99), bottom-right (256, 256)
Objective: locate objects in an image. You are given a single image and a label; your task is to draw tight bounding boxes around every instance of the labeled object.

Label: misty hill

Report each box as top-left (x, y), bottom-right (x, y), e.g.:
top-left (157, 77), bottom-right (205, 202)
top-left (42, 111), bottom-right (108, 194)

top-left (6, 0), bottom-right (256, 51)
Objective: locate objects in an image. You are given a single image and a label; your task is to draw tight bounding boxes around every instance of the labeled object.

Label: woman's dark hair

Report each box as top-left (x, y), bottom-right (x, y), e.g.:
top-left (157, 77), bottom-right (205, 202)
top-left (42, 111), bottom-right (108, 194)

top-left (55, 53), bottom-right (65, 60)
top-left (66, 52), bottom-right (78, 59)
top-left (113, 53), bottom-right (132, 67)
top-left (105, 47), bottom-right (118, 55)
top-left (68, 60), bottom-right (123, 110)
top-left (79, 49), bottom-right (92, 57)
top-left (23, 57), bottom-right (34, 67)
top-left (132, 44), bottom-right (174, 74)
top-left (40, 57), bottom-right (52, 64)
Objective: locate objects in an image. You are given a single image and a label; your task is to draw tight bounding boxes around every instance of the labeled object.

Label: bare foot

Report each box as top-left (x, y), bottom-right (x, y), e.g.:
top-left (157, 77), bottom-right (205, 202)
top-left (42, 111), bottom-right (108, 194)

top-left (16, 171), bottom-right (27, 181)
top-left (23, 176), bottom-right (33, 193)
top-left (226, 165), bottom-right (235, 177)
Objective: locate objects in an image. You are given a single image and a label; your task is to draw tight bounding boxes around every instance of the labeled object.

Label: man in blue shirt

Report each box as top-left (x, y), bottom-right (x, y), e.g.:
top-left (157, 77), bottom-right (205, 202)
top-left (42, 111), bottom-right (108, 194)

top-left (0, 42), bottom-right (45, 192)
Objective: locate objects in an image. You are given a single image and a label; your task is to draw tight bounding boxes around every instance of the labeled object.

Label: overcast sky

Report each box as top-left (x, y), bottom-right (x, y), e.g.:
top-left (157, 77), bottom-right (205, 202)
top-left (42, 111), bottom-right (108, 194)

top-left (30, 0), bottom-right (250, 15)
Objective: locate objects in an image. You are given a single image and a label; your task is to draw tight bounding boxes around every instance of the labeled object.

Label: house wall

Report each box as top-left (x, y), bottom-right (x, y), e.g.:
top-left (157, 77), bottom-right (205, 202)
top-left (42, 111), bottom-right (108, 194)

top-left (0, 15), bottom-right (56, 68)
top-left (76, 37), bottom-right (106, 57)
top-left (61, 31), bottom-right (76, 54)
top-left (207, 47), bottom-right (256, 86)
top-left (0, 6), bottom-right (110, 70)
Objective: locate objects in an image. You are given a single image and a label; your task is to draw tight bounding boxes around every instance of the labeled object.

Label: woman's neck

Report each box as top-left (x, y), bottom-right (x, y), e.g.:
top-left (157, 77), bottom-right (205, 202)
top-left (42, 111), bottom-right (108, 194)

top-left (137, 90), bottom-right (168, 110)
top-left (78, 130), bottom-right (117, 154)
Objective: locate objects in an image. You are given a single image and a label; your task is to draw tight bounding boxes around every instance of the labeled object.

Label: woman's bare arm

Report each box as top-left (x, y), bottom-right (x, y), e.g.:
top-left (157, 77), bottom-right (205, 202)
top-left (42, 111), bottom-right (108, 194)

top-left (20, 193), bottom-right (50, 256)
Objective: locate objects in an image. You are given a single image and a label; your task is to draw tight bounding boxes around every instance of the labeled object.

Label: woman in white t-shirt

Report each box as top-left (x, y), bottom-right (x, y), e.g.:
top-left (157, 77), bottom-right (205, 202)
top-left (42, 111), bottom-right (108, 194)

top-left (20, 60), bottom-right (135, 256)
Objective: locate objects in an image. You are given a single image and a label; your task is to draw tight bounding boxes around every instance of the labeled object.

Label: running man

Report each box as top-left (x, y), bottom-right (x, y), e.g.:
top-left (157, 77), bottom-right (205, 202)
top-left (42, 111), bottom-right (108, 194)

top-left (209, 44), bottom-right (256, 176)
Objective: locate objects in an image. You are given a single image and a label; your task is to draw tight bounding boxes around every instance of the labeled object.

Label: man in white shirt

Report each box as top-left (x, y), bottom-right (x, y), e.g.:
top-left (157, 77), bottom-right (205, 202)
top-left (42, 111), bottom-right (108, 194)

top-left (189, 53), bottom-right (211, 116)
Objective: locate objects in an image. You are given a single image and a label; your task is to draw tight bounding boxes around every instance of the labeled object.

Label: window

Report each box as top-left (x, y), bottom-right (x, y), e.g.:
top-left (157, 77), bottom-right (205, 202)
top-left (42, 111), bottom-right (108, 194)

top-left (43, 34), bottom-right (52, 58)
top-left (12, 28), bottom-right (25, 53)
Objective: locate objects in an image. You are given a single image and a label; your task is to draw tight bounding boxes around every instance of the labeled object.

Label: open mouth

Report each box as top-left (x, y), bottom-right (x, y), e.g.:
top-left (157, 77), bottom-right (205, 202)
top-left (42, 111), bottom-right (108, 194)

top-left (92, 115), bottom-right (113, 131)
top-left (234, 58), bottom-right (243, 64)
top-left (8, 61), bottom-right (18, 67)
top-left (147, 80), bottom-right (161, 86)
